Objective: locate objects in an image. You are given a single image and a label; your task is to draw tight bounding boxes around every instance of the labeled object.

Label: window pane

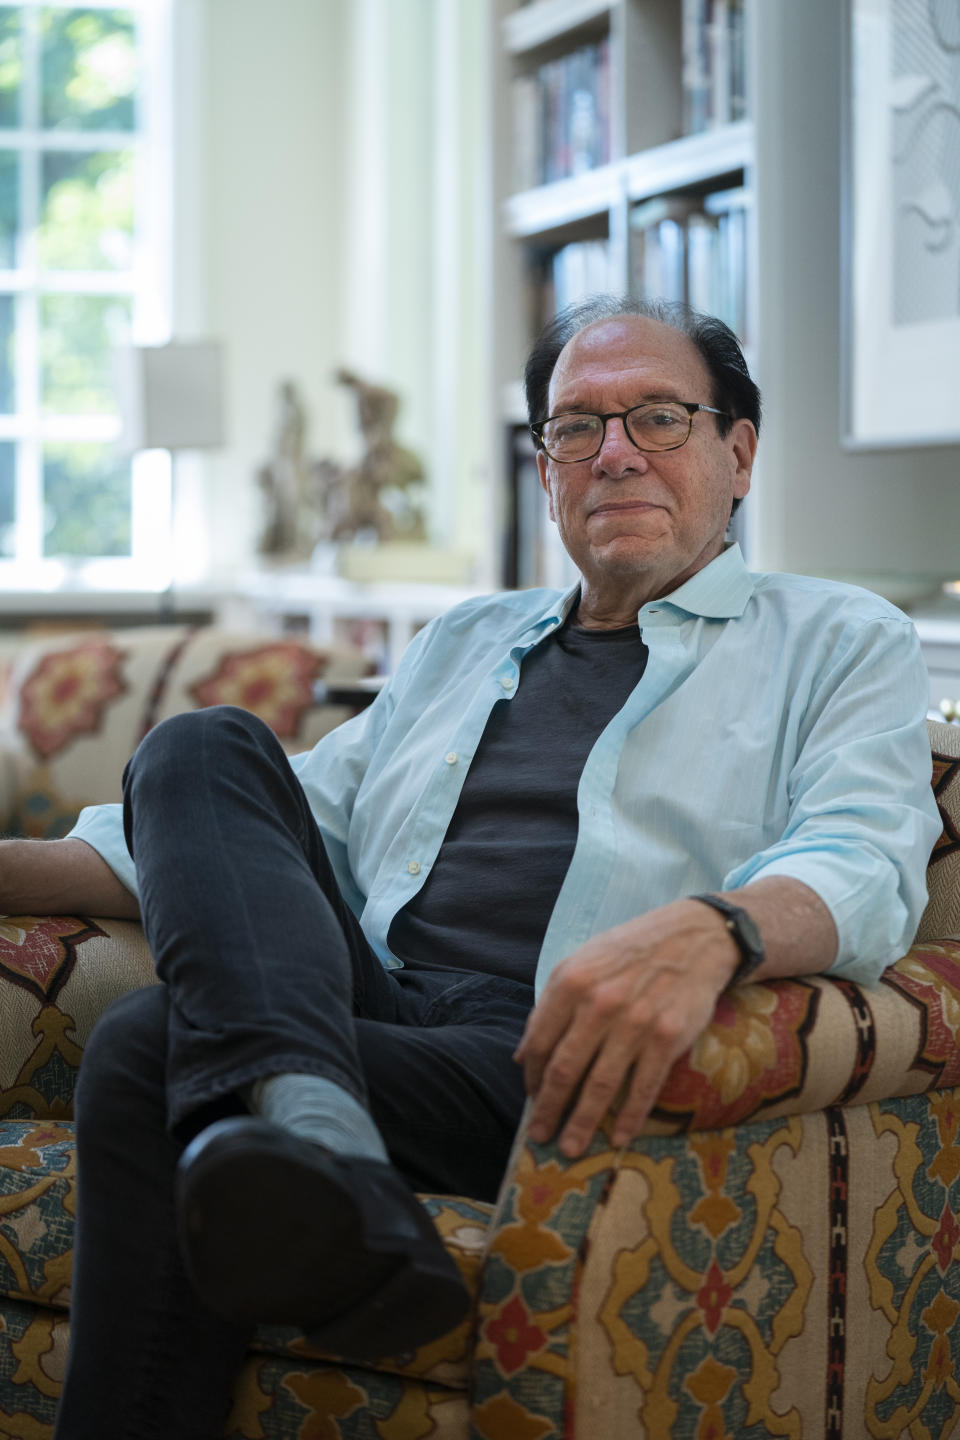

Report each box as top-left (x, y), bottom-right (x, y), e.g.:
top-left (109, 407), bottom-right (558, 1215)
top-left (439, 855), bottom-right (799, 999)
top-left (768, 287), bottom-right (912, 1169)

top-left (39, 148), bottom-right (133, 269)
top-left (0, 439), bottom-right (13, 555)
top-left (0, 293), bottom-right (13, 410)
top-left (0, 149), bottom-right (18, 265)
top-left (43, 441), bottom-right (131, 556)
top-left (0, 8), bottom-right (21, 129)
top-left (41, 293), bottom-right (130, 413)
top-left (41, 8), bottom-right (136, 132)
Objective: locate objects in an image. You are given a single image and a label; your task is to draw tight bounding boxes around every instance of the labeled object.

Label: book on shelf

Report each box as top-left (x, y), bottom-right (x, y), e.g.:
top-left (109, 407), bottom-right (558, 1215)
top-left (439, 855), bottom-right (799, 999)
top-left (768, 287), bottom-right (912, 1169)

top-left (682, 0), bottom-right (746, 135)
top-left (629, 186), bottom-right (750, 342)
top-left (630, 197), bottom-right (700, 308)
top-left (527, 237), bottom-right (614, 335)
top-left (505, 425), bottom-right (579, 592)
top-left (703, 184), bottom-right (749, 341)
top-left (512, 39), bottom-right (611, 192)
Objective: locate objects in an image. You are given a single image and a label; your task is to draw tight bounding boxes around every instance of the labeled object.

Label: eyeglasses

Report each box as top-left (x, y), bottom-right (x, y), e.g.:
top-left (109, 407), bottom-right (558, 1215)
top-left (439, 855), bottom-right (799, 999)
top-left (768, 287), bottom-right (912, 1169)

top-left (531, 400), bottom-right (729, 463)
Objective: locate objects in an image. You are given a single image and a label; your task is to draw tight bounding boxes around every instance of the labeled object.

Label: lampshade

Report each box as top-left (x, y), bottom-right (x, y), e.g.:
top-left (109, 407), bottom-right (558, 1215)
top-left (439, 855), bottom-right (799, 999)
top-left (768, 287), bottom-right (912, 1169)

top-left (115, 340), bottom-right (225, 452)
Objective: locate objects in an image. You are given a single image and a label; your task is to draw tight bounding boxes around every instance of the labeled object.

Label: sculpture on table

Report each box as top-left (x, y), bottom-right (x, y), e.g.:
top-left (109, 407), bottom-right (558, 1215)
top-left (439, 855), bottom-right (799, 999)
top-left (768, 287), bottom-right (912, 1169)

top-left (318, 369), bottom-right (427, 545)
top-left (256, 372), bottom-right (427, 561)
top-left (256, 380), bottom-right (319, 559)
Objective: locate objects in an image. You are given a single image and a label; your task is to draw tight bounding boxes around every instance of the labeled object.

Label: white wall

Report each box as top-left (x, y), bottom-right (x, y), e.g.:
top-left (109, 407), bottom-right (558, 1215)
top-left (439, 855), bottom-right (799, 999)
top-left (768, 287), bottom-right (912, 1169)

top-left (750, 0), bottom-right (960, 593)
top-left (171, 0), bottom-right (494, 584)
top-left (172, 0), bottom-right (352, 579)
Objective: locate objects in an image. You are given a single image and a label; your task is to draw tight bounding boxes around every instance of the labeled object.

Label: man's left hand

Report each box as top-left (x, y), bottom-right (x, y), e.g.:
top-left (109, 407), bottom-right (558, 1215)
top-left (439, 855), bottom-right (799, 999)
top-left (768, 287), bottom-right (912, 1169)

top-left (514, 899), bottom-right (741, 1156)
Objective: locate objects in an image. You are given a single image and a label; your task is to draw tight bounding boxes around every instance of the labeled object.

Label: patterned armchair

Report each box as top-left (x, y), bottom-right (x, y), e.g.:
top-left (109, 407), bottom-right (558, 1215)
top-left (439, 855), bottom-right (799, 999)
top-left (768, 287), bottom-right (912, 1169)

top-left (1, 626), bottom-right (960, 1438)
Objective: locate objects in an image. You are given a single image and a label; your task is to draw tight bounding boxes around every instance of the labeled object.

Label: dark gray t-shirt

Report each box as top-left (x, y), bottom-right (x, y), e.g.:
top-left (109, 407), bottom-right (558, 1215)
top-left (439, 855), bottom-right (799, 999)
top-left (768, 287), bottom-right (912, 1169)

top-left (387, 615), bottom-right (649, 985)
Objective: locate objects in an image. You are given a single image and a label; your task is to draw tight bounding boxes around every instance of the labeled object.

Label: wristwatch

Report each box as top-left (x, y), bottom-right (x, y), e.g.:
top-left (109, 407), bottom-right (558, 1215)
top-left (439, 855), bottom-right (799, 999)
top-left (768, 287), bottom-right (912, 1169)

top-left (689, 894), bottom-right (765, 988)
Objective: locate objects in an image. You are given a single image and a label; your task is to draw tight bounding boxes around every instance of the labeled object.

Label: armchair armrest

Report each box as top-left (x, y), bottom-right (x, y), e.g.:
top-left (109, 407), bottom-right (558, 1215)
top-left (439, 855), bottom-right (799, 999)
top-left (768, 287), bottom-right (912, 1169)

top-left (473, 942), bottom-right (960, 1439)
top-left (0, 915), bottom-right (156, 1121)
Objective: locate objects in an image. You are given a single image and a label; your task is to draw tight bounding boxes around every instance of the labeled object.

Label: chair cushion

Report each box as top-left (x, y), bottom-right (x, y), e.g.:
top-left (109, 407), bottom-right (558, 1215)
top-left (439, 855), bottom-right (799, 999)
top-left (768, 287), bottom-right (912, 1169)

top-left (0, 1118), bottom-right (493, 1392)
top-left (0, 625), bottom-right (373, 838)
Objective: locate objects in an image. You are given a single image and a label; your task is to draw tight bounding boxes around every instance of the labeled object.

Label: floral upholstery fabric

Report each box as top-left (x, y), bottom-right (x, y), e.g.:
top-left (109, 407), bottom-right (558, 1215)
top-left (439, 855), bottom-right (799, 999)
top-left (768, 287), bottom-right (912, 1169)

top-left (1, 642), bottom-right (959, 1437)
top-left (0, 625), bottom-right (374, 840)
top-left (475, 1082), bottom-right (960, 1439)
top-left (0, 1118), bottom-right (487, 1438)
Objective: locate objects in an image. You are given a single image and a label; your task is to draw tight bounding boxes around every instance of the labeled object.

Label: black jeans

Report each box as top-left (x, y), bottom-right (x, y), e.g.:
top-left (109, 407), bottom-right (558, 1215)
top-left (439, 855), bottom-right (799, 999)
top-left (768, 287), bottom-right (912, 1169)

top-left (54, 706), bottom-right (532, 1440)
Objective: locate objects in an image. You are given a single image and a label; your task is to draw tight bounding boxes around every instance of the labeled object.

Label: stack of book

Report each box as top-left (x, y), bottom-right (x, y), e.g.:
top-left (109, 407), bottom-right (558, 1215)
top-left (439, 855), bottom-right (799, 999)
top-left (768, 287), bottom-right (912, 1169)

top-left (682, 0), bottom-right (747, 135)
top-left (629, 187), bottom-right (750, 340)
top-left (513, 39), bottom-right (611, 192)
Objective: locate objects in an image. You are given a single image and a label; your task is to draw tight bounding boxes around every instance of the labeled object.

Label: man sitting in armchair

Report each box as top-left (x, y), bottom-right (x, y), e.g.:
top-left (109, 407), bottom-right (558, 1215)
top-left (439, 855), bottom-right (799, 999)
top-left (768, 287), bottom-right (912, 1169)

top-left (0, 298), bottom-right (941, 1440)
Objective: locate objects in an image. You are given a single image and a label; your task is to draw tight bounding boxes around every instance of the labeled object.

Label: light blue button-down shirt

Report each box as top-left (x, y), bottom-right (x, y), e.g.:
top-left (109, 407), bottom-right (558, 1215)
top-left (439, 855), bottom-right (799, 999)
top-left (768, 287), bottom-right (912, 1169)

top-left (71, 545), bottom-right (941, 993)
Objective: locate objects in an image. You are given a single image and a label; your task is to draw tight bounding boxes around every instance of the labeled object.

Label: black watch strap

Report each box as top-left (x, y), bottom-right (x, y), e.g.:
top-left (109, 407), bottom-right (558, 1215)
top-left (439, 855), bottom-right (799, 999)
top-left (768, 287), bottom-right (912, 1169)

top-left (689, 893), bottom-right (765, 988)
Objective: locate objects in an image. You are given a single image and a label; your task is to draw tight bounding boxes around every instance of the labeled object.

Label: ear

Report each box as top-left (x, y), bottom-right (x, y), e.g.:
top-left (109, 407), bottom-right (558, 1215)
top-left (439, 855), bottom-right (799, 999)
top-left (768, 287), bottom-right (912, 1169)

top-left (730, 419), bottom-right (757, 501)
top-left (536, 448), bottom-right (557, 522)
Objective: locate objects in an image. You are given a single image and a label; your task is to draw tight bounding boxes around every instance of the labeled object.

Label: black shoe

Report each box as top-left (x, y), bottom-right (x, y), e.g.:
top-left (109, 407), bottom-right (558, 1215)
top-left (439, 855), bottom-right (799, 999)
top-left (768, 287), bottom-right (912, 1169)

top-left (175, 1116), bottom-right (470, 1359)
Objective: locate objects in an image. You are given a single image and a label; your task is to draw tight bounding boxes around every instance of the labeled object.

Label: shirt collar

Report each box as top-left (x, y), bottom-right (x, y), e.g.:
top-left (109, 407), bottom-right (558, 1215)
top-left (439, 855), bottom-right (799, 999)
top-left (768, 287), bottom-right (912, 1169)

top-left (528, 584), bottom-right (581, 632)
top-left (639, 543), bottom-right (755, 620)
top-left (524, 542), bottom-right (756, 639)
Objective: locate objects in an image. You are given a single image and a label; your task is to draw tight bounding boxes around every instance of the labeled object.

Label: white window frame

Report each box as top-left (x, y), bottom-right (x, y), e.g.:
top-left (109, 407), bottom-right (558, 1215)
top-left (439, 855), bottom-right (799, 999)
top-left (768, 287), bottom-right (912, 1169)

top-left (0, 0), bottom-right (173, 594)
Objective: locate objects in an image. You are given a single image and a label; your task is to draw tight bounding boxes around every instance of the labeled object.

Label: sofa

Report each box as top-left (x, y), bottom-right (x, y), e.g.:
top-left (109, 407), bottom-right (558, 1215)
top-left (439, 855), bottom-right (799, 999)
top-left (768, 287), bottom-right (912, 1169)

top-left (2, 623), bottom-right (960, 1439)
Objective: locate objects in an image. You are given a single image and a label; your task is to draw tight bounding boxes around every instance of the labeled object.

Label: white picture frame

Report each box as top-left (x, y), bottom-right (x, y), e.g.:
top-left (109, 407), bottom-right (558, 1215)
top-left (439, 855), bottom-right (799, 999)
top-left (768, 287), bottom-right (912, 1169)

top-left (842, 0), bottom-right (960, 449)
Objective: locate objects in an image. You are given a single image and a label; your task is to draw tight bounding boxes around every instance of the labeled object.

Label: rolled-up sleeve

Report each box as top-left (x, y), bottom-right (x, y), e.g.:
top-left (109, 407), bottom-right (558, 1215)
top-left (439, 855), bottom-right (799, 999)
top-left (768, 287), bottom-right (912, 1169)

top-left (69, 801), bottom-right (138, 898)
top-left (722, 617), bottom-right (941, 987)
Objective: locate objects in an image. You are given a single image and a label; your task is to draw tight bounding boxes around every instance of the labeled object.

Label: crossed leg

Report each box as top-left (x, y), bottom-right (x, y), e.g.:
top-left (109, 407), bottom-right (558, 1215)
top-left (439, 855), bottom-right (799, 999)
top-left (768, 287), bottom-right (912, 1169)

top-left (53, 707), bottom-right (531, 1439)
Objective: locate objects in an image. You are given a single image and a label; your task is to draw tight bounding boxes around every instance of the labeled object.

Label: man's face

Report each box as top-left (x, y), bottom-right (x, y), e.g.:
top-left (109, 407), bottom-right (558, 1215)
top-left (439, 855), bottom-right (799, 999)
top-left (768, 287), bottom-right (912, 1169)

top-left (536, 316), bottom-right (756, 606)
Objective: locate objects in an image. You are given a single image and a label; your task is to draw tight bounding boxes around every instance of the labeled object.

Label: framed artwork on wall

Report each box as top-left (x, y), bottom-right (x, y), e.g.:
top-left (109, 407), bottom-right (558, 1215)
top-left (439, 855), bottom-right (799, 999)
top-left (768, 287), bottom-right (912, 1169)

top-left (842, 0), bottom-right (960, 448)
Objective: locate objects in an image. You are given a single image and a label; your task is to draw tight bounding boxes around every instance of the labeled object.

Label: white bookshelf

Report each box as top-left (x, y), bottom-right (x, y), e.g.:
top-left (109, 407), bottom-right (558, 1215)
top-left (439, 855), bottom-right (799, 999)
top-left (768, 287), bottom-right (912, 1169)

top-left (623, 120), bottom-right (753, 202)
top-left (503, 164), bottom-right (624, 239)
top-left (492, 0), bottom-right (756, 586)
top-left (503, 0), bottom-right (615, 54)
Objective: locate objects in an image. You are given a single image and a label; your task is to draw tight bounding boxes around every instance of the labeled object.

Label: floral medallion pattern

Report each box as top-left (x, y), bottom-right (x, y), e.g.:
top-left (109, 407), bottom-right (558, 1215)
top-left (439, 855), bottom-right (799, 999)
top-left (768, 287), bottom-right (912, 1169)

top-left (0, 916), bottom-right (104, 1005)
top-left (474, 1116), bottom-right (815, 1439)
top-left (18, 643), bottom-right (127, 760)
top-left (865, 1087), bottom-right (960, 1438)
top-left (652, 978), bottom-right (819, 1131)
top-left (0, 1119), bottom-right (486, 1438)
top-left (189, 645), bottom-right (325, 739)
top-left (882, 942), bottom-right (960, 1088)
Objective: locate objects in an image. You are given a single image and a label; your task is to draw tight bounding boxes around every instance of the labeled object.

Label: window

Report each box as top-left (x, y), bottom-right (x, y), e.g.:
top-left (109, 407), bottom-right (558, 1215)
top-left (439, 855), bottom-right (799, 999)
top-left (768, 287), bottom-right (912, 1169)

top-left (0, 0), bottom-right (171, 589)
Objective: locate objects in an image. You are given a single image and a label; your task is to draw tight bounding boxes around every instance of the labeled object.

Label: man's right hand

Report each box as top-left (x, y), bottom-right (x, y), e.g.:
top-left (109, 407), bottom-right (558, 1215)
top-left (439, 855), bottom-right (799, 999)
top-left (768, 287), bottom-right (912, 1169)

top-left (0, 837), bottom-right (140, 918)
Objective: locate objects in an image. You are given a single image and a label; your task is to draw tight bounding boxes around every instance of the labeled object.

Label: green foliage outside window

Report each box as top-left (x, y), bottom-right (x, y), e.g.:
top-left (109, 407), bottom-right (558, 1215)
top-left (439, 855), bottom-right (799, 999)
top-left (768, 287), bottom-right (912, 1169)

top-left (0, 9), bottom-right (20, 127)
top-left (0, 149), bottom-right (17, 265)
top-left (40, 8), bottom-right (136, 131)
top-left (0, 7), bottom-right (140, 562)
top-left (41, 293), bottom-right (131, 413)
top-left (39, 149), bottom-right (135, 270)
top-left (43, 441), bottom-right (131, 557)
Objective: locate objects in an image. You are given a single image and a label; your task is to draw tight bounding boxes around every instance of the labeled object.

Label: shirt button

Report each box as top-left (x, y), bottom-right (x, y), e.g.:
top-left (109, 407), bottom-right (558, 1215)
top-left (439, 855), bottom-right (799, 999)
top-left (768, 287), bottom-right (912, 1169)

top-left (407, 861), bottom-right (421, 876)
top-left (445, 751), bottom-right (458, 765)
top-left (500, 676), bottom-right (516, 690)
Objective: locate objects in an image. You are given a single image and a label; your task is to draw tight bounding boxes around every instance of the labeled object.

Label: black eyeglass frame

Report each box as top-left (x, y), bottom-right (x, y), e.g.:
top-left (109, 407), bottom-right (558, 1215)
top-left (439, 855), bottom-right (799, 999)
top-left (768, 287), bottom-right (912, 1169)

top-left (530, 400), bottom-right (730, 463)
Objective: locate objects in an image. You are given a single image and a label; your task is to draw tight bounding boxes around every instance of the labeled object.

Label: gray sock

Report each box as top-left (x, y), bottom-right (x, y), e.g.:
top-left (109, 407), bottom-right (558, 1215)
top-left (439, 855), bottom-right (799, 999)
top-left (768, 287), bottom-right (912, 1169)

top-left (244, 1073), bottom-right (389, 1164)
